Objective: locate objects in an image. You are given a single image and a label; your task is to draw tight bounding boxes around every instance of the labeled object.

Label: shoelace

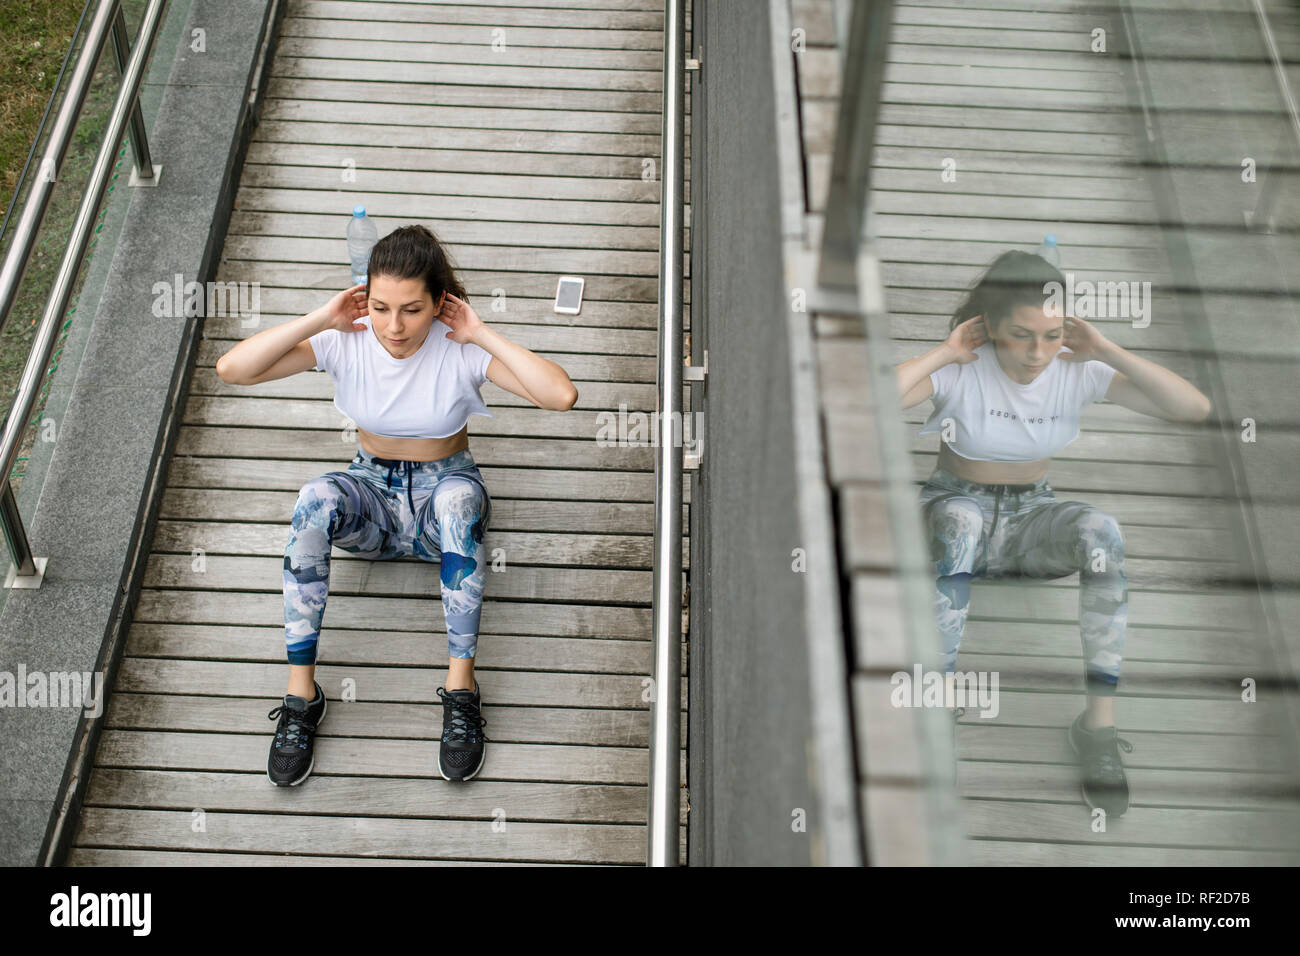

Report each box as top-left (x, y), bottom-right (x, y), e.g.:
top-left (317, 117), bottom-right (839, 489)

top-left (1088, 731), bottom-right (1134, 781)
top-left (437, 687), bottom-right (487, 744)
top-left (268, 703), bottom-right (319, 752)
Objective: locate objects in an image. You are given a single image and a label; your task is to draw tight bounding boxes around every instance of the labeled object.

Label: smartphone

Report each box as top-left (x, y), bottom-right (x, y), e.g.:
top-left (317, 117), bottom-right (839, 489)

top-left (554, 276), bottom-right (584, 315)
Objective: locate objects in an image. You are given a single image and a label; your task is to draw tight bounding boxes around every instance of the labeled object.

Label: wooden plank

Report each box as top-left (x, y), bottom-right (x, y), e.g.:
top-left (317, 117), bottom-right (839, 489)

top-left (235, 166), bottom-right (672, 209)
top-left (103, 691), bottom-right (685, 747)
top-left (83, 768), bottom-right (688, 824)
top-left (220, 235), bottom-right (672, 277)
top-left (959, 761), bottom-right (1297, 810)
top-left (253, 119), bottom-right (665, 157)
top-left (275, 35), bottom-right (665, 71)
top-left (124, 624), bottom-right (671, 675)
top-left (159, 486), bottom-right (682, 533)
top-left (142, 551), bottom-right (665, 599)
top-left (175, 425), bottom-right (655, 470)
top-left (190, 370), bottom-right (677, 415)
top-left (955, 725), bottom-right (1286, 771)
top-left (93, 730), bottom-right (686, 788)
top-left (960, 622), bottom-right (1258, 667)
top-left (164, 457), bottom-right (675, 503)
top-left (75, 808), bottom-right (683, 865)
top-left (279, 15), bottom-right (668, 51)
top-left (112, 659), bottom-right (687, 713)
top-left (291, 1), bottom-right (664, 30)
top-left (135, 589), bottom-right (649, 639)
top-left (261, 98), bottom-right (663, 135)
top-left (228, 208), bottom-right (667, 247)
top-left (963, 799), bottom-right (1295, 849)
top-left (148, 521), bottom-right (687, 570)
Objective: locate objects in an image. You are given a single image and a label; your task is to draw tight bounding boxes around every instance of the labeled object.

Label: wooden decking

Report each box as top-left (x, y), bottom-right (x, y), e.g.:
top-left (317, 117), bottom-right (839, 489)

top-left (806, 0), bottom-right (1300, 863)
top-left (68, 0), bottom-right (690, 865)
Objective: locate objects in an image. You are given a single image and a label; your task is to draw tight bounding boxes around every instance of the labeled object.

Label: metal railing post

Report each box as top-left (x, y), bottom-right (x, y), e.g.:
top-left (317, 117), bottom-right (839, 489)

top-left (0, 0), bottom-right (170, 587)
top-left (647, 0), bottom-right (687, 867)
top-left (110, 3), bottom-right (156, 183)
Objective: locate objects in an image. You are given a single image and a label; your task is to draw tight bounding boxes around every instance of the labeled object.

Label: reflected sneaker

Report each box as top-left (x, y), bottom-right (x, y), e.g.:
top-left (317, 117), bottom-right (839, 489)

top-left (1068, 711), bottom-right (1134, 816)
top-left (267, 680), bottom-right (326, 787)
top-left (437, 681), bottom-right (487, 782)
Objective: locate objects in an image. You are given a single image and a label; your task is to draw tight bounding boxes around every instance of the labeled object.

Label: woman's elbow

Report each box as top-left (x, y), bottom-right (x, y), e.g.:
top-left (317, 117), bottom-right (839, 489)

top-left (540, 382), bottom-right (577, 411)
top-left (215, 354), bottom-right (245, 386)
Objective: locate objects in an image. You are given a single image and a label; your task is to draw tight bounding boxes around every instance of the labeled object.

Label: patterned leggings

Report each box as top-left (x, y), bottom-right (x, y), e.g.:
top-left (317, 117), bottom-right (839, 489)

top-left (918, 466), bottom-right (1128, 697)
top-left (282, 447), bottom-right (492, 665)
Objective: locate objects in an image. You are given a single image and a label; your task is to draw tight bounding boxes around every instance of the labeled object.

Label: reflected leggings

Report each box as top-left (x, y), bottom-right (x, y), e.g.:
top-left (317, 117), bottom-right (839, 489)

top-left (918, 466), bottom-right (1128, 697)
top-left (282, 447), bottom-right (492, 665)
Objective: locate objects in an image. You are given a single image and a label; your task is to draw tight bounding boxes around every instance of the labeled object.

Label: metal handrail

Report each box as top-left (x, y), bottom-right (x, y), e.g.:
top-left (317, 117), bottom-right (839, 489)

top-left (646, 0), bottom-right (686, 867)
top-left (1244, 0), bottom-right (1300, 232)
top-left (0, 0), bottom-right (167, 588)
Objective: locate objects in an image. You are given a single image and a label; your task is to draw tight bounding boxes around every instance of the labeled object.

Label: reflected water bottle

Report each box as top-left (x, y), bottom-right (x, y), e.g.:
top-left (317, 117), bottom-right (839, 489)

top-left (347, 205), bottom-right (378, 286)
top-left (1037, 233), bottom-right (1061, 268)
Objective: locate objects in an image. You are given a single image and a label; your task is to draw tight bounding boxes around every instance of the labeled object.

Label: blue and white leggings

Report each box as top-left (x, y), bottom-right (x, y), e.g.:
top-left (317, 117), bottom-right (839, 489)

top-left (282, 447), bottom-right (491, 665)
top-left (918, 466), bottom-right (1128, 697)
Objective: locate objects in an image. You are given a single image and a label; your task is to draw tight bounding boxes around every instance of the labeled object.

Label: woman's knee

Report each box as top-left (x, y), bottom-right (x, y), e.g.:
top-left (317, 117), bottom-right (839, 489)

top-left (1073, 507), bottom-right (1125, 572)
top-left (292, 475), bottom-right (349, 528)
top-left (925, 495), bottom-right (984, 571)
top-left (433, 477), bottom-right (487, 544)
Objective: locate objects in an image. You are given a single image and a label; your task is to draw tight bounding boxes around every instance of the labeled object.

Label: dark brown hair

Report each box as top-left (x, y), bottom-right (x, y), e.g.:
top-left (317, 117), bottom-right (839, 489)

top-left (366, 224), bottom-right (468, 309)
top-left (949, 249), bottom-right (1065, 332)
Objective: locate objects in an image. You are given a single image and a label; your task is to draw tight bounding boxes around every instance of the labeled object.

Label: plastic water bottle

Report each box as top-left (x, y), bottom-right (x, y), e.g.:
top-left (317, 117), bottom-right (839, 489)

top-left (1037, 233), bottom-right (1060, 268)
top-left (347, 205), bottom-right (377, 286)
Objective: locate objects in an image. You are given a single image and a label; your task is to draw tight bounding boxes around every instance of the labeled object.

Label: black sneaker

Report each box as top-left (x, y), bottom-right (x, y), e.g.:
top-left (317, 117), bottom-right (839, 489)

top-left (267, 681), bottom-right (326, 787)
top-left (437, 681), bottom-right (487, 781)
top-left (1068, 711), bottom-right (1134, 816)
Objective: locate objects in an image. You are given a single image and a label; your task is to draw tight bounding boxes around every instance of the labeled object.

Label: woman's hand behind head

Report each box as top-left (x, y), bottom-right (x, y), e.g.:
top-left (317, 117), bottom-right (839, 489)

top-left (325, 283), bottom-right (370, 332)
top-left (946, 314), bottom-right (989, 364)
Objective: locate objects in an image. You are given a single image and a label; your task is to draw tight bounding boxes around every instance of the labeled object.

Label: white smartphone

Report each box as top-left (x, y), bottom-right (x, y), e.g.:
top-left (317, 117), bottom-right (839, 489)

top-left (554, 276), bottom-right (584, 315)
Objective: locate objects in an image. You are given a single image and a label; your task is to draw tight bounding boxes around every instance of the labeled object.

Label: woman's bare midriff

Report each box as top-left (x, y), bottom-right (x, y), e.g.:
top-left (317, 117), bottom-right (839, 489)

top-left (938, 442), bottom-right (1050, 484)
top-left (358, 425), bottom-right (469, 463)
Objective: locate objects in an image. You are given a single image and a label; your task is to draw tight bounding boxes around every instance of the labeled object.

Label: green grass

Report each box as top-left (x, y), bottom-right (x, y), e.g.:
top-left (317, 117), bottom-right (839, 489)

top-left (0, 0), bottom-right (147, 490)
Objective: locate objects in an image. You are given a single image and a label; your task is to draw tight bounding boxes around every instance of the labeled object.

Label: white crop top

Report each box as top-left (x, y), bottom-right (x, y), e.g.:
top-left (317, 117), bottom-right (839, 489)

top-left (918, 343), bottom-right (1116, 462)
top-left (308, 317), bottom-right (494, 439)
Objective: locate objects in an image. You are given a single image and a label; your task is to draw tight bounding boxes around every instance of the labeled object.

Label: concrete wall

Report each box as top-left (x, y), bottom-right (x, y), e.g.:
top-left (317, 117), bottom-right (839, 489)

top-left (687, 0), bottom-right (822, 865)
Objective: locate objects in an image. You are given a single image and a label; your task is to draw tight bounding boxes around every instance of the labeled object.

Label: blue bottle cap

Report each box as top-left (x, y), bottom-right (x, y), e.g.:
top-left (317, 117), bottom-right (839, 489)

top-left (1043, 234), bottom-right (1058, 245)
top-left (353, 205), bottom-right (366, 217)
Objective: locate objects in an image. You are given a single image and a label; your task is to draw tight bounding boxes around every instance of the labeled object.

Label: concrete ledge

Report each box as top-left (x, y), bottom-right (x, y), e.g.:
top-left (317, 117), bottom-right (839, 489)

top-left (0, 0), bottom-right (284, 866)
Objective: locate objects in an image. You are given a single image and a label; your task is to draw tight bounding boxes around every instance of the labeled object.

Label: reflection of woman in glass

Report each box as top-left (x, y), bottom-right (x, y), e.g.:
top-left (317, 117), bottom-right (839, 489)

top-left (895, 250), bottom-right (1211, 816)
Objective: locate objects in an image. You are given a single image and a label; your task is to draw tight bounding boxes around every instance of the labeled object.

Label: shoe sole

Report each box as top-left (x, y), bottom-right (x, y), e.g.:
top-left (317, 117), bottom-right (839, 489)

top-left (1067, 718), bottom-right (1129, 816)
top-left (268, 690), bottom-right (327, 787)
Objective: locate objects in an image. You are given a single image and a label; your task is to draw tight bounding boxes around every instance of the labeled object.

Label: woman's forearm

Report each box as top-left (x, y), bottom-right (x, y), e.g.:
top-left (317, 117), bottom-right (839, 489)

top-left (1097, 338), bottom-right (1211, 420)
top-left (217, 305), bottom-right (333, 384)
top-left (896, 342), bottom-right (960, 400)
top-left (470, 324), bottom-right (577, 410)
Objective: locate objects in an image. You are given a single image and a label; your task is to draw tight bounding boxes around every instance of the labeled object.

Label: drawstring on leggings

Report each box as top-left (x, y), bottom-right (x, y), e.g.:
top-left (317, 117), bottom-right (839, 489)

top-left (985, 482), bottom-right (1036, 571)
top-left (380, 458), bottom-right (416, 517)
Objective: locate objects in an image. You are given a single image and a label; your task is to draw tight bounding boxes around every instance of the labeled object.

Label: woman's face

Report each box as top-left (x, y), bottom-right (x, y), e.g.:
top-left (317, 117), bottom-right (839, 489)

top-left (991, 304), bottom-right (1064, 381)
top-left (366, 274), bottom-right (445, 359)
